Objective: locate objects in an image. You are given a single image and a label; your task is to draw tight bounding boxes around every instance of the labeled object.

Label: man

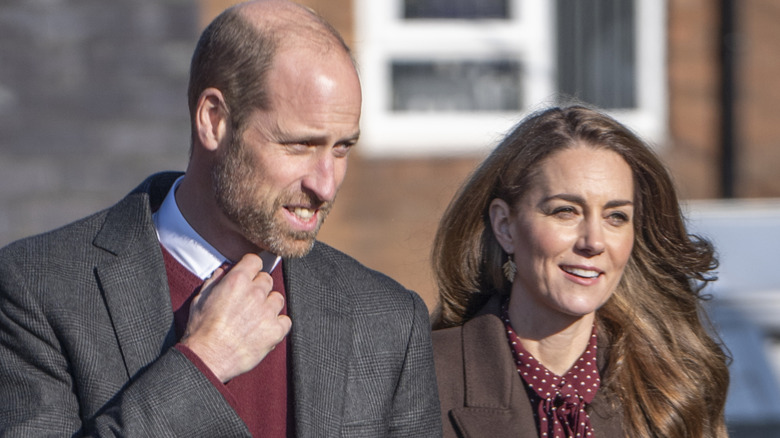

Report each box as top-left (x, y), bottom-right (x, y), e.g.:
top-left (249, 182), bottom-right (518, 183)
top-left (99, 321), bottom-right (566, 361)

top-left (0, 1), bottom-right (441, 436)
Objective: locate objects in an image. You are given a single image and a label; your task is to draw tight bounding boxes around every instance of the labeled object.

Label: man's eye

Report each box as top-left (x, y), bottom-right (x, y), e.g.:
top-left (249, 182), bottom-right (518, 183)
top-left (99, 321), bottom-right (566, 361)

top-left (333, 142), bottom-right (355, 157)
top-left (282, 142), bottom-right (312, 153)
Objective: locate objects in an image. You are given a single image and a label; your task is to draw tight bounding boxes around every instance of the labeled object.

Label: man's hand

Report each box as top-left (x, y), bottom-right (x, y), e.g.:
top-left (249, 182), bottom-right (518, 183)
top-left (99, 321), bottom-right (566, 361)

top-left (180, 253), bottom-right (291, 383)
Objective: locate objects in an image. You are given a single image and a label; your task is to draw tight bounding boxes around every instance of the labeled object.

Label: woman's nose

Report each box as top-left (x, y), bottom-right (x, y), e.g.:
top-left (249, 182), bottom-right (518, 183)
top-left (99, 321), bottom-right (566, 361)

top-left (577, 217), bottom-right (606, 256)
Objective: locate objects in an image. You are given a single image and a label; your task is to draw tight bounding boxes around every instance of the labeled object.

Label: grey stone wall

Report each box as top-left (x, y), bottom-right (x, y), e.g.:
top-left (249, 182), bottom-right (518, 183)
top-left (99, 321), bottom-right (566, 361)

top-left (0, 0), bottom-right (199, 246)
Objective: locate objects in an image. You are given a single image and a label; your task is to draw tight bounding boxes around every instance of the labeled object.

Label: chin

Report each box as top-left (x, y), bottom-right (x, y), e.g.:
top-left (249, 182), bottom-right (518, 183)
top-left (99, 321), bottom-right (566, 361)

top-left (558, 303), bottom-right (600, 319)
top-left (266, 237), bottom-right (316, 259)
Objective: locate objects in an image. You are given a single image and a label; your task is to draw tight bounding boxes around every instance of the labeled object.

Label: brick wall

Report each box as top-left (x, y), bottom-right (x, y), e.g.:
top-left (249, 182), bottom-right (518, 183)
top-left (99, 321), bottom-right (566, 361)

top-left (0, 0), bottom-right (197, 245)
top-left (665, 0), bottom-right (780, 199)
top-left (666, 0), bottom-right (723, 199)
top-left (736, 0), bottom-right (780, 196)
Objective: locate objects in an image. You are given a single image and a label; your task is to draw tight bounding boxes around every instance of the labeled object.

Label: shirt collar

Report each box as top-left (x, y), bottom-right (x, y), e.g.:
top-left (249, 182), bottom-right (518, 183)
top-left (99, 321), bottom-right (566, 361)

top-left (153, 176), bottom-right (281, 280)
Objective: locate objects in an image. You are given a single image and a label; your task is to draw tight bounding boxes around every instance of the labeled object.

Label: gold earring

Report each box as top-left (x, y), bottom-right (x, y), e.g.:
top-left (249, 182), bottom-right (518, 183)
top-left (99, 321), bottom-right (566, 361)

top-left (503, 255), bottom-right (516, 283)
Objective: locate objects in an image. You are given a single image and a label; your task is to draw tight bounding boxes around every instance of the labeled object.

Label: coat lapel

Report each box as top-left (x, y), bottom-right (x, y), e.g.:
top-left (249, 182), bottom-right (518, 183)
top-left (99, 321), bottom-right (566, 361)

top-left (93, 176), bottom-right (178, 379)
top-left (284, 244), bottom-right (353, 436)
top-left (449, 299), bottom-right (538, 437)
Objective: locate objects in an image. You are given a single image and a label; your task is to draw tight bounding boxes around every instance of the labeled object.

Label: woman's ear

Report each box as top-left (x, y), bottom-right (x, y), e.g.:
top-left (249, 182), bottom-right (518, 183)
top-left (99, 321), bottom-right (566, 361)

top-left (489, 198), bottom-right (515, 254)
top-left (194, 87), bottom-right (229, 152)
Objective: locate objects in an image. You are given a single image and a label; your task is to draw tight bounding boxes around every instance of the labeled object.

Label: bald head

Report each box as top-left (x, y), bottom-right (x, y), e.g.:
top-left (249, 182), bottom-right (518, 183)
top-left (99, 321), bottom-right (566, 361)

top-left (187, 0), bottom-right (353, 142)
top-left (234, 0), bottom-right (347, 47)
top-left (232, 0), bottom-right (350, 53)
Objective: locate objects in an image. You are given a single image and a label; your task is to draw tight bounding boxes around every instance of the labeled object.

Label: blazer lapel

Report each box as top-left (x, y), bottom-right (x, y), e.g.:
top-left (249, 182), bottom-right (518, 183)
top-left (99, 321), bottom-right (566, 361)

top-left (93, 183), bottom-right (177, 379)
top-left (284, 244), bottom-right (353, 436)
top-left (450, 301), bottom-right (538, 437)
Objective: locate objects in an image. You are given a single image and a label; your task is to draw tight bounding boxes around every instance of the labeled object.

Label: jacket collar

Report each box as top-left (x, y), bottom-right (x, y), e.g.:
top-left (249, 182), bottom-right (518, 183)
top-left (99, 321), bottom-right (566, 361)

top-left (93, 172), bottom-right (182, 378)
top-left (451, 296), bottom-right (537, 436)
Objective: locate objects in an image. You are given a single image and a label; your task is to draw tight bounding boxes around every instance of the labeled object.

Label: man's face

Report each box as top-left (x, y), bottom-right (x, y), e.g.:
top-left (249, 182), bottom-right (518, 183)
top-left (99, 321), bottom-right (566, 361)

top-left (212, 46), bottom-right (361, 258)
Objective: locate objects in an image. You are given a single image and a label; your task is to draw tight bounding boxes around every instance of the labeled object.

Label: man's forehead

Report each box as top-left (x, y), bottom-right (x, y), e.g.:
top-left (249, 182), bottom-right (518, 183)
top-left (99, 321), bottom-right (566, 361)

top-left (267, 45), bottom-right (358, 94)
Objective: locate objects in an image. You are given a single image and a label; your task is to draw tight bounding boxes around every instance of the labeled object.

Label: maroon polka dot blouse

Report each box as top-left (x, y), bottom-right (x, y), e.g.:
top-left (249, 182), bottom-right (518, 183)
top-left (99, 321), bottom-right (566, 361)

top-left (501, 303), bottom-right (601, 438)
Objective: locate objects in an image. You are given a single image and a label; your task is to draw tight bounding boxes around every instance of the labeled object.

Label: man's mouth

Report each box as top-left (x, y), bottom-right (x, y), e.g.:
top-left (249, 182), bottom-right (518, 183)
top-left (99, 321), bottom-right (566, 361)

top-left (561, 266), bottom-right (601, 279)
top-left (291, 207), bottom-right (316, 221)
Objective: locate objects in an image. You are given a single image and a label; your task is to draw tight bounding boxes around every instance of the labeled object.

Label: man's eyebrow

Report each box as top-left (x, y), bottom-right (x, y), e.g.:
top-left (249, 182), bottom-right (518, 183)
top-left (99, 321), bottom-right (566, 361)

top-left (335, 130), bottom-right (360, 144)
top-left (279, 135), bottom-right (327, 144)
top-left (279, 131), bottom-right (361, 145)
top-left (345, 131), bottom-right (360, 143)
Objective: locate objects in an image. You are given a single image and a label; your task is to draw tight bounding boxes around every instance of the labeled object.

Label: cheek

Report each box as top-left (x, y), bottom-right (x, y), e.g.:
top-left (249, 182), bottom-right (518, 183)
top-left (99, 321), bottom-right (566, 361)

top-left (263, 171), bottom-right (293, 192)
top-left (334, 160), bottom-right (348, 187)
top-left (253, 158), bottom-right (302, 193)
top-left (515, 223), bottom-right (571, 269)
top-left (611, 232), bottom-right (635, 269)
top-left (531, 224), bottom-right (575, 259)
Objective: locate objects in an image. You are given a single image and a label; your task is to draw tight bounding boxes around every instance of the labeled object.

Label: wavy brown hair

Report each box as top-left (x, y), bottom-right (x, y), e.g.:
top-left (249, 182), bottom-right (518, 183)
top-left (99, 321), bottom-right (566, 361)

top-left (432, 106), bottom-right (730, 437)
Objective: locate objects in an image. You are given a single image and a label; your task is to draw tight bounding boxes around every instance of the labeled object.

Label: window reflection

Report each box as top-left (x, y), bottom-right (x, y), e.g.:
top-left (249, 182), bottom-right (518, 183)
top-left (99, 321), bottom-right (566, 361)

top-left (404, 0), bottom-right (509, 19)
top-left (392, 60), bottom-right (522, 111)
top-left (556, 0), bottom-right (636, 109)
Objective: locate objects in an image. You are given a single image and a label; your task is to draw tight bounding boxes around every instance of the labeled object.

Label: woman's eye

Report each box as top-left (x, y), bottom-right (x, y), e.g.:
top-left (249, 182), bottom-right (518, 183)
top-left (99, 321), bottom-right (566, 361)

top-left (551, 206), bottom-right (577, 217)
top-left (607, 211), bottom-right (630, 225)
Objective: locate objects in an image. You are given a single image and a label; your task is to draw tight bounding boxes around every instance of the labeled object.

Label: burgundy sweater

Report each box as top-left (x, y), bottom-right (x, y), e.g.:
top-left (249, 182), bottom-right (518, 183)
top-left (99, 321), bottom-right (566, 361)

top-left (162, 246), bottom-right (294, 437)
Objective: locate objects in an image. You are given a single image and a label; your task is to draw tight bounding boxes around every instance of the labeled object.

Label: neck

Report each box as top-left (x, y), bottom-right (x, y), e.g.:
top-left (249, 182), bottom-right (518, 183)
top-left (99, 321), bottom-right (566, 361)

top-left (175, 172), bottom-right (260, 262)
top-left (507, 298), bottom-right (595, 376)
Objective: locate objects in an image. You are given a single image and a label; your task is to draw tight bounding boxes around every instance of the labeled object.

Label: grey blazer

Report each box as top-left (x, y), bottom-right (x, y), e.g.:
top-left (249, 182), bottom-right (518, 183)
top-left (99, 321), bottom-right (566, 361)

top-left (0, 172), bottom-right (441, 437)
top-left (433, 297), bottom-right (623, 438)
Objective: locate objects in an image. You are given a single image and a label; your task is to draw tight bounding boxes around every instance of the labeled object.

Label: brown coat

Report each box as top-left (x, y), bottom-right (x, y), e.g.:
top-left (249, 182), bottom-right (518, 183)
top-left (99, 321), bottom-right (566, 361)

top-left (433, 297), bottom-right (624, 438)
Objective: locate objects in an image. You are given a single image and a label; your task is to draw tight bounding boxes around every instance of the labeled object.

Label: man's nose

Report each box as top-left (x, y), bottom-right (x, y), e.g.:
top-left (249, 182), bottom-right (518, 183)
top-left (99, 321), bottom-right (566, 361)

top-left (302, 152), bottom-right (339, 202)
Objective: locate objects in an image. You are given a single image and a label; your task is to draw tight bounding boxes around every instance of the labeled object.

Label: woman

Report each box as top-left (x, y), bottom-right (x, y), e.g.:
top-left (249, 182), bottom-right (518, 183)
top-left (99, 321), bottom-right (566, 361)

top-left (432, 106), bottom-right (729, 438)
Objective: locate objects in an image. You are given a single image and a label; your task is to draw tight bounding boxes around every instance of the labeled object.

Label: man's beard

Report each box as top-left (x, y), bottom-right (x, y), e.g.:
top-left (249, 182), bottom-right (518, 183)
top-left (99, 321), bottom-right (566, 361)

top-left (211, 135), bottom-right (334, 258)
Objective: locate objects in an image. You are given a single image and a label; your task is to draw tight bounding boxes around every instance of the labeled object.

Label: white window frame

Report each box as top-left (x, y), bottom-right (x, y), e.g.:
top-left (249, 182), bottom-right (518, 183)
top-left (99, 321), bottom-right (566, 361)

top-left (354, 0), bottom-right (667, 157)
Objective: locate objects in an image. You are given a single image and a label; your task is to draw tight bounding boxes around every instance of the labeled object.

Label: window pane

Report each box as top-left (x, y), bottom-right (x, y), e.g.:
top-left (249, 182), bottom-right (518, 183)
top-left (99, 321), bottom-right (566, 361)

top-left (404, 0), bottom-right (509, 19)
top-left (556, 0), bottom-right (636, 109)
top-left (392, 60), bottom-right (523, 112)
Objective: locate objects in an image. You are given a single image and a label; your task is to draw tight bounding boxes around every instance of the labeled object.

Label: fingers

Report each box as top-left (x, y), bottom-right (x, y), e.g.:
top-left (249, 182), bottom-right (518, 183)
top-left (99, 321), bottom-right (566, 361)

top-left (232, 253), bottom-right (264, 276)
top-left (266, 294), bottom-right (292, 345)
top-left (201, 264), bottom-right (226, 288)
top-left (228, 254), bottom-right (275, 291)
top-left (182, 252), bottom-right (291, 382)
top-left (201, 254), bottom-right (271, 296)
top-left (277, 313), bottom-right (292, 335)
top-left (265, 290), bottom-right (286, 313)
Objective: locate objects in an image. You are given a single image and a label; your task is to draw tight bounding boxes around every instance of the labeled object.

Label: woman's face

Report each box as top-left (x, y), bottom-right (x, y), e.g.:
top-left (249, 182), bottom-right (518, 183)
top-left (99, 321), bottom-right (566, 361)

top-left (491, 145), bottom-right (635, 326)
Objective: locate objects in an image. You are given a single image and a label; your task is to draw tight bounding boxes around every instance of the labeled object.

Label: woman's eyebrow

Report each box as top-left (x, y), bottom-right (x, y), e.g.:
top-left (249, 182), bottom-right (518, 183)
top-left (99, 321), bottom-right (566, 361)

top-left (542, 194), bottom-right (633, 208)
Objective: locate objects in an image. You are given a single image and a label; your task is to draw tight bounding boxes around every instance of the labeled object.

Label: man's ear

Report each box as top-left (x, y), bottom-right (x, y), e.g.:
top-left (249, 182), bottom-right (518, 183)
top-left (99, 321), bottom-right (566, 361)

top-left (489, 198), bottom-right (515, 254)
top-left (195, 87), bottom-right (229, 152)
